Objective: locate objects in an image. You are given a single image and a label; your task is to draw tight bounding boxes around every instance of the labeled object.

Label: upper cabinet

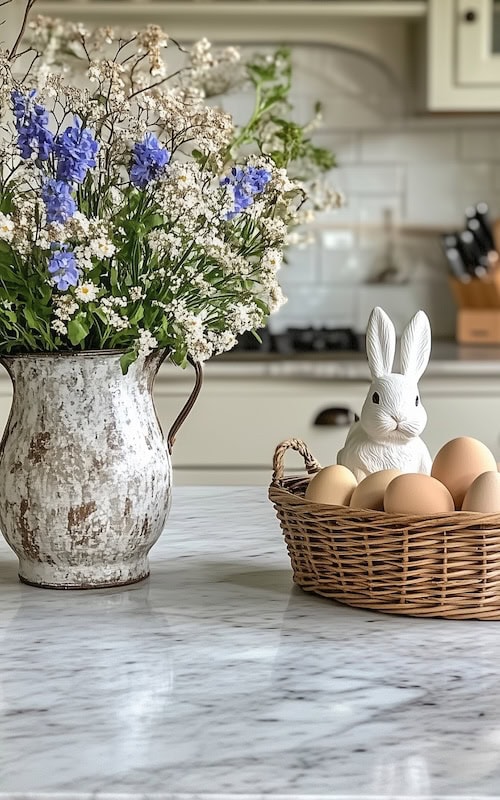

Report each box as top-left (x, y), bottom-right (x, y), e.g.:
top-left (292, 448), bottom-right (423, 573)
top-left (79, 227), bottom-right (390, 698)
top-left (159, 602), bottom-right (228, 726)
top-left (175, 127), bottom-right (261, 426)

top-left (34, 2), bottom-right (425, 89)
top-left (32, 0), bottom-right (500, 112)
top-left (428, 0), bottom-right (500, 110)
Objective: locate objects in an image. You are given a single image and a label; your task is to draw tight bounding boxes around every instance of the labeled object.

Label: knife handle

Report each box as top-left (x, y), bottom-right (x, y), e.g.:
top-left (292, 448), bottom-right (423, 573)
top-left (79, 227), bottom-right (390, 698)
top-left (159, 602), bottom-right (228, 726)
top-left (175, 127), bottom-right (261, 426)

top-left (443, 245), bottom-right (471, 283)
top-left (457, 231), bottom-right (488, 278)
top-left (475, 202), bottom-right (496, 251)
top-left (467, 218), bottom-right (491, 257)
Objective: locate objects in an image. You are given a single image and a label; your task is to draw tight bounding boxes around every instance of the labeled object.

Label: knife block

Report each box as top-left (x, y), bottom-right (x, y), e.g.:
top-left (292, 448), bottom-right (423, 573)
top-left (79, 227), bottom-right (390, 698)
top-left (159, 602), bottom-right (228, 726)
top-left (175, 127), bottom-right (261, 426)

top-left (449, 266), bottom-right (500, 344)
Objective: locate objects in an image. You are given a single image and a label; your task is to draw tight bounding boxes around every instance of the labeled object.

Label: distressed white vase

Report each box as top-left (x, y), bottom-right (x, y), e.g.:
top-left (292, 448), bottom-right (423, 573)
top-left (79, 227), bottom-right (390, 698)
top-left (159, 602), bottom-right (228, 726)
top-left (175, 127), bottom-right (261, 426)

top-left (0, 350), bottom-right (202, 589)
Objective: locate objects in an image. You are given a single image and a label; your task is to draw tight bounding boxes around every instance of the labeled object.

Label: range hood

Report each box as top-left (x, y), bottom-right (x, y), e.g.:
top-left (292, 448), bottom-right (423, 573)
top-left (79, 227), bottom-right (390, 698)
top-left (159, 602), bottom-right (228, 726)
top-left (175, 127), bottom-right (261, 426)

top-left (35, 1), bottom-right (426, 78)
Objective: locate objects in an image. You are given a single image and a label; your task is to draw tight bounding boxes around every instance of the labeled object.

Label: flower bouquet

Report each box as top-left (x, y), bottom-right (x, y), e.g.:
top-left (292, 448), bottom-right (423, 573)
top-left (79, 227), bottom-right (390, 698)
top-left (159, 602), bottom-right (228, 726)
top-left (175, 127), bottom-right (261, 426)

top-left (0, 0), bottom-right (339, 590)
top-left (0, 1), bottom-right (338, 372)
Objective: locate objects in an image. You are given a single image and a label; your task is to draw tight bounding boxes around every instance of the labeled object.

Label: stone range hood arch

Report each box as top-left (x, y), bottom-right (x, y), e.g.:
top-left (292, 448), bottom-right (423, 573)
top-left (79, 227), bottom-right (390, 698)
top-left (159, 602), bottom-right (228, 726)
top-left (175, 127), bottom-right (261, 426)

top-left (35, 1), bottom-right (426, 83)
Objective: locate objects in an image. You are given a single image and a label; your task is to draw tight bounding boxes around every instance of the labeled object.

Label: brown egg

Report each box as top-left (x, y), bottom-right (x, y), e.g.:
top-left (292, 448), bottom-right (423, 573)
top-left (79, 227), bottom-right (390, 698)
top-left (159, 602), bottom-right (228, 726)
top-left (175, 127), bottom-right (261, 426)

top-left (384, 474), bottom-right (455, 515)
top-left (462, 471), bottom-right (500, 512)
top-left (350, 469), bottom-right (401, 511)
top-left (431, 437), bottom-right (497, 510)
top-left (305, 465), bottom-right (357, 506)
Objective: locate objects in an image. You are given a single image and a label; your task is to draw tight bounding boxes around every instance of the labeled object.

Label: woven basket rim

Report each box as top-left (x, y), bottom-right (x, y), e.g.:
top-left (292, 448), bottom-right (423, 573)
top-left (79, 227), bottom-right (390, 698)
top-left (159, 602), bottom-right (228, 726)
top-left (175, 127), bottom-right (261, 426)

top-left (269, 479), bottom-right (500, 524)
top-left (270, 437), bottom-right (500, 524)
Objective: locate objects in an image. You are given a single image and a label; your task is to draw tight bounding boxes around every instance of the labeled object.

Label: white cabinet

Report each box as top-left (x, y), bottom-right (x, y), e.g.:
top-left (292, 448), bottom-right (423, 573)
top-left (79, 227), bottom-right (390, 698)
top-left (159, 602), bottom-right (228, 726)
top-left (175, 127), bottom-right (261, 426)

top-left (0, 366), bottom-right (498, 485)
top-left (158, 369), bottom-right (500, 485)
top-left (157, 374), bottom-right (368, 485)
top-left (428, 0), bottom-right (500, 110)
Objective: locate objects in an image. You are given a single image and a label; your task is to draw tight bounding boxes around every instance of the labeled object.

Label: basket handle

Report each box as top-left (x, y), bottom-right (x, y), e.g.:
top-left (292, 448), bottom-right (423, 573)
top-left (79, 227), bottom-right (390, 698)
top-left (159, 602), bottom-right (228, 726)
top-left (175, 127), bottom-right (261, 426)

top-left (272, 438), bottom-right (322, 484)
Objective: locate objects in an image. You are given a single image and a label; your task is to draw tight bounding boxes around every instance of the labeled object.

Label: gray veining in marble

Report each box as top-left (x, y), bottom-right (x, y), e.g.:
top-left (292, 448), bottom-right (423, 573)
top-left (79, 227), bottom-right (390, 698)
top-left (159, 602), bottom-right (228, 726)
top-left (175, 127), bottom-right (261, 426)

top-left (2, 486), bottom-right (500, 800)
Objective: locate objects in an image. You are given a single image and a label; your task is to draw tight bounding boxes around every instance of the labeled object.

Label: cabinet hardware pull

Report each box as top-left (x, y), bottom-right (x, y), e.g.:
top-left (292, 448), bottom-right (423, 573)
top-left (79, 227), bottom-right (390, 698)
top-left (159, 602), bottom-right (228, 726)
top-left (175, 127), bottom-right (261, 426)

top-left (463, 9), bottom-right (477, 22)
top-left (313, 407), bottom-right (357, 427)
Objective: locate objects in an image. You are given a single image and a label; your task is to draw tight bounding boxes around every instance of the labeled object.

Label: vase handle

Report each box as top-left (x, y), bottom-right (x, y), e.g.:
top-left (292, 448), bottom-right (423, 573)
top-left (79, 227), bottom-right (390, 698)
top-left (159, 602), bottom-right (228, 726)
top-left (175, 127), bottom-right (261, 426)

top-left (167, 356), bottom-right (203, 454)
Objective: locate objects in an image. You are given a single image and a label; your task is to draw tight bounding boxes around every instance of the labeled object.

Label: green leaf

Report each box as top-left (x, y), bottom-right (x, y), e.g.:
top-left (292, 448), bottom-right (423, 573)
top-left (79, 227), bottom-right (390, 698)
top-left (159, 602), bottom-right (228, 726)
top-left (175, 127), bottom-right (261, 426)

top-left (129, 304), bottom-right (144, 325)
top-left (94, 307), bottom-right (108, 325)
top-left (120, 349), bottom-right (137, 375)
top-left (144, 213), bottom-right (164, 230)
top-left (68, 315), bottom-right (90, 346)
top-left (24, 307), bottom-right (40, 330)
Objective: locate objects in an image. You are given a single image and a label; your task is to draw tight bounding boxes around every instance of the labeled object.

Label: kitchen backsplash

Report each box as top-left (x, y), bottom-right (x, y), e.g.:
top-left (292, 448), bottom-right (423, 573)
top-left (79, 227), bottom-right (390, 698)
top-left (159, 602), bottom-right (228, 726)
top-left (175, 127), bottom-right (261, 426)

top-left (258, 45), bottom-right (500, 338)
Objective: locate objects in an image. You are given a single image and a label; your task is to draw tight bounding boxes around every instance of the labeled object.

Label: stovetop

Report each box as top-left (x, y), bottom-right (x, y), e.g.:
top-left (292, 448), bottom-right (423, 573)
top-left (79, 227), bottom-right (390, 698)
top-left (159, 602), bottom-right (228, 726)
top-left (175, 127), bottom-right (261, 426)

top-left (231, 326), bottom-right (362, 355)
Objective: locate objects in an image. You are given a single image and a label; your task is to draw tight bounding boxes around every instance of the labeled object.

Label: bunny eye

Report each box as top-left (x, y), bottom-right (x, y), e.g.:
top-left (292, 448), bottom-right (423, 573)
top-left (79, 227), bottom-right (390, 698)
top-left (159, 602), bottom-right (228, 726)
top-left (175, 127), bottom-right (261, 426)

top-left (415, 395), bottom-right (419, 406)
top-left (372, 391), bottom-right (380, 404)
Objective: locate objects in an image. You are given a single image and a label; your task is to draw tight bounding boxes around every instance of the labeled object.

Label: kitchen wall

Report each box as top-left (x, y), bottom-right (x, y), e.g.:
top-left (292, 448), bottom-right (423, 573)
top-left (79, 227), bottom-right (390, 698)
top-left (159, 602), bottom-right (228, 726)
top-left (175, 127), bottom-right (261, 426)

top-left (256, 44), bottom-right (500, 338)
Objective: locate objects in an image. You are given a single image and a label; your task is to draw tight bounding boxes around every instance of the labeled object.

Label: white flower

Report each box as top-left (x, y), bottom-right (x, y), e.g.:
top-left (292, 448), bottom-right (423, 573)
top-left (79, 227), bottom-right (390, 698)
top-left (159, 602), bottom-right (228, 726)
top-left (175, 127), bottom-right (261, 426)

top-left (137, 329), bottom-right (158, 357)
top-left (261, 248), bottom-right (283, 272)
top-left (53, 295), bottom-right (78, 321)
top-left (266, 285), bottom-right (287, 313)
top-left (75, 283), bottom-right (99, 303)
top-left (51, 319), bottom-right (68, 336)
top-left (109, 187), bottom-right (124, 209)
top-left (129, 286), bottom-right (145, 301)
top-left (90, 238), bottom-right (116, 259)
top-left (0, 213), bottom-right (14, 243)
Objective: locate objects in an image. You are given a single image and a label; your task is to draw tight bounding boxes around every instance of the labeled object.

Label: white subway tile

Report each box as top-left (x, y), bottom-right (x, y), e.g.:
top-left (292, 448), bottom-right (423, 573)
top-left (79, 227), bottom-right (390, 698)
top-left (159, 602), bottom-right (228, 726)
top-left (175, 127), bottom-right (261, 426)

top-left (356, 283), bottom-right (456, 338)
top-left (459, 130), bottom-right (500, 161)
top-left (269, 285), bottom-right (359, 331)
top-left (315, 195), bottom-right (402, 227)
top-left (492, 165), bottom-right (500, 191)
top-left (405, 163), bottom-right (491, 226)
top-left (312, 132), bottom-right (360, 164)
top-left (360, 131), bottom-right (458, 163)
top-left (320, 229), bottom-right (356, 251)
top-left (319, 241), bottom-right (375, 285)
top-left (279, 239), bottom-right (319, 287)
top-left (335, 165), bottom-right (404, 195)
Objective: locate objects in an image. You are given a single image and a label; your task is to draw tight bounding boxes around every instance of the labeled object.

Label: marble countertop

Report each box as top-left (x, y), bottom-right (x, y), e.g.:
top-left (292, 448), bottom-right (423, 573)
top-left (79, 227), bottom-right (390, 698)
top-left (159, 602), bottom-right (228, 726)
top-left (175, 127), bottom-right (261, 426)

top-left (2, 486), bottom-right (500, 799)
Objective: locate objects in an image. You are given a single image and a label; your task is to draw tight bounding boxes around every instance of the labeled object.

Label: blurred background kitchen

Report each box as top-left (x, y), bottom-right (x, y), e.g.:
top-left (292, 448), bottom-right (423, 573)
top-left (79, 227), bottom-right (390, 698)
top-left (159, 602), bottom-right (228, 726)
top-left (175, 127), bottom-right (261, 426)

top-left (4, 0), bottom-right (500, 482)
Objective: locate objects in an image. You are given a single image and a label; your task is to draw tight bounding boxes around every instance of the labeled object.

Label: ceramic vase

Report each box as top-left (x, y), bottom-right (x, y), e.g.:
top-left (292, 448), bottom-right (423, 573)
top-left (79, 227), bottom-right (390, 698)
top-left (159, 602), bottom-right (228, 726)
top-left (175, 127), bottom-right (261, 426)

top-left (0, 350), bottom-right (201, 589)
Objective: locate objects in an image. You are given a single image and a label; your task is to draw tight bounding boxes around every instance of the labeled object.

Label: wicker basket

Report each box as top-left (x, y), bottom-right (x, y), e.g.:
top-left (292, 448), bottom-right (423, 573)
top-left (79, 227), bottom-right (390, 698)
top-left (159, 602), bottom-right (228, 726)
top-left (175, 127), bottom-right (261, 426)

top-left (269, 438), bottom-right (500, 620)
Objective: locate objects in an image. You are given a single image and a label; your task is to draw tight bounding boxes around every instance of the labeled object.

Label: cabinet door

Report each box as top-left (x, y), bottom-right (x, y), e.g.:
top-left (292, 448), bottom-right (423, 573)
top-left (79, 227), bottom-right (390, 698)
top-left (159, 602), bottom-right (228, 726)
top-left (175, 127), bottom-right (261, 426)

top-left (154, 376), bottom-right (368, 479)
top-left (457, 0), bottom-right (500, 84)
top-left (423, 381), bottom-right (500, 460)
top-left (428, 0), bottom-right (500, 110)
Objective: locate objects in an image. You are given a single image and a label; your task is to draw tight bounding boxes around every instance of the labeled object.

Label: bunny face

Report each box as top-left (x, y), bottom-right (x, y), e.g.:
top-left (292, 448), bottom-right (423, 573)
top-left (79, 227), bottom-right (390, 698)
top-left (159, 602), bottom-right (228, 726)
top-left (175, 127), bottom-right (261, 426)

top-left (360, 373), bottom-right (427, 443)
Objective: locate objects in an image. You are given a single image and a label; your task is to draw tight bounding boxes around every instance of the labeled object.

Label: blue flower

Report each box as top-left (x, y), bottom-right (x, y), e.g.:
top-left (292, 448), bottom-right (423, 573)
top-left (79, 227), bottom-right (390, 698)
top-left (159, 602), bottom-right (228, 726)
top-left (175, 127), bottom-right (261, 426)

top-left (48, 248), bottom-right (79, 291)
top-left (221, 165), bottom-right (272, 220)
top-left (54, 117), bottom-right (99, 184)
top-left (11, 88), bottom-right (35, 119)
top-left (42, 179), bottom-right (77, 224)
top-left (130, 133), bottom-right (170, 189)
top-left (11, 89), bottom-right (54, 161)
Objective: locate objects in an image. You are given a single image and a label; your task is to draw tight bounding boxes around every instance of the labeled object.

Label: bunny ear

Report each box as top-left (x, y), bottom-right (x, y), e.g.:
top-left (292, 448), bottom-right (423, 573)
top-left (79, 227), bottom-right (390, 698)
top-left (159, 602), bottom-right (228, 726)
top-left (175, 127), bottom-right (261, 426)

top-left (400, 310), bottom-right (431, 380)
top-left (365, 306), bottom-right (396, 378)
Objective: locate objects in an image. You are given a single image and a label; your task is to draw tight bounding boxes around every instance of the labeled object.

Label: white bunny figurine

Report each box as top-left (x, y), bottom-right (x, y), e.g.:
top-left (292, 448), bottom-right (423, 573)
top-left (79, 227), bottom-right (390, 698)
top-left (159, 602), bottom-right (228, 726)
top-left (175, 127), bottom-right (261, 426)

top-left (337, 306), bottom-right (432, 481)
